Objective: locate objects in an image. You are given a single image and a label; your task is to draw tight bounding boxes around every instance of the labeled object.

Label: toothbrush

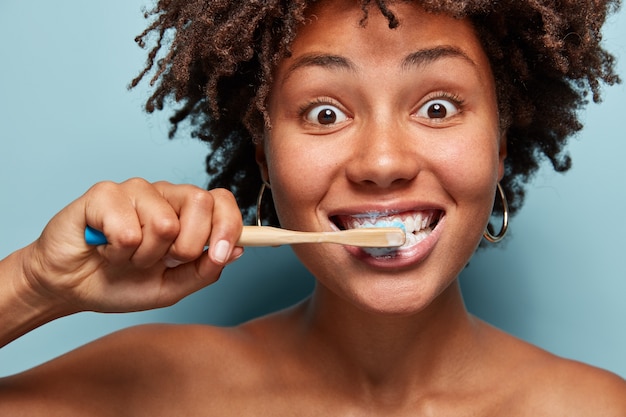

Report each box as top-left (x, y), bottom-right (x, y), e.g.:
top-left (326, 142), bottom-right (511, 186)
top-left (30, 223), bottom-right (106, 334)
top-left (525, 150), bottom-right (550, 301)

top-left (84, 225), bottom-right (406, 248)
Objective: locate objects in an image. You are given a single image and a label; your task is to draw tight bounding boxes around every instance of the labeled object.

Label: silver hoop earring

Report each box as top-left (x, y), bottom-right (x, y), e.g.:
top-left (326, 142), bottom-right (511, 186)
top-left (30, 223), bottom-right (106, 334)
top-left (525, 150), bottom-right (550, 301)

top-left (256, 181), bottom-right (271, 226)
top-left (483, 182), bottom-right (509, 243)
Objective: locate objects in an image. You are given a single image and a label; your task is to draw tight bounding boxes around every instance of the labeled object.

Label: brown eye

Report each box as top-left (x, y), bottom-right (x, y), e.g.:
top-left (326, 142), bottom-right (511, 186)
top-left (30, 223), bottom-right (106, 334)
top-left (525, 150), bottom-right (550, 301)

top-left (416, 99), bottom-right (459, 120)
top-left (318, 108), bottom-right (337, 124)
top-left (305, 104), bottom-right (348, 126)
top-left (428, 103), bottom-right (446, 118)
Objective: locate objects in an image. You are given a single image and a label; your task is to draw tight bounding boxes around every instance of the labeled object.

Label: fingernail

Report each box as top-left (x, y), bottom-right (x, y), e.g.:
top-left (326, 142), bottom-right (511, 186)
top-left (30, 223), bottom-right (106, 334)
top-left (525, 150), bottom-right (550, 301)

top-left (212, 240), bottom-right (231, 264)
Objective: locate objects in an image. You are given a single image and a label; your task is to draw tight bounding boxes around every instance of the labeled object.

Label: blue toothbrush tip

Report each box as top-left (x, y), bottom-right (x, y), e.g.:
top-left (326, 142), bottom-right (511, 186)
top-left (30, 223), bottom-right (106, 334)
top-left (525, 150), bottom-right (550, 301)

top-left (85, 226), bottom-right (108, 245)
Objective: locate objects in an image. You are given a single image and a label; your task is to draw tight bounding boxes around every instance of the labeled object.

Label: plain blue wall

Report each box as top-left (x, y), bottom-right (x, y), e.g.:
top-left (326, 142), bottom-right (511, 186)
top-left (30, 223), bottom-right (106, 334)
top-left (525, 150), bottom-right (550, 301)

top-left (1, 1), bottom-right (625, 377)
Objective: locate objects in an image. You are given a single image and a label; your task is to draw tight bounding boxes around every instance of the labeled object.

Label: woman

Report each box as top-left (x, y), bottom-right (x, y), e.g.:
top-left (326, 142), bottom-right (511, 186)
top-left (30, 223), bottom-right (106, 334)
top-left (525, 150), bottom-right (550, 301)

top-left (1, 0), bottom-right (625, 415)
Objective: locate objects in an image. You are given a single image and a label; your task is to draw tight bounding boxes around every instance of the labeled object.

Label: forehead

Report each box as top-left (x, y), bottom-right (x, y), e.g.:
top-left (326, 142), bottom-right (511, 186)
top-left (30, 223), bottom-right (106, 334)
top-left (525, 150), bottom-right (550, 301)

top-left (281, 0), bottom-right (491, 77)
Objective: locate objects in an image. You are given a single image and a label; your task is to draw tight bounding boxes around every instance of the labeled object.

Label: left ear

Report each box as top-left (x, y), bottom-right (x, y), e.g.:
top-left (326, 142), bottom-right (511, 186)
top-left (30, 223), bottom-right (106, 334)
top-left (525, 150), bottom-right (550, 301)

top-left (255, 139), bottom-right (270, 184)
top-left (497, 133), bottom-right (507, 181)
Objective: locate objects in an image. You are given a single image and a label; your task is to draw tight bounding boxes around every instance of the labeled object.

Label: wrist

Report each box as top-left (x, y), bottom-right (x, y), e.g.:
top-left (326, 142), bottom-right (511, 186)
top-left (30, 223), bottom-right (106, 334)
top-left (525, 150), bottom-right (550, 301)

top-left (0, 244), bottom-right (76, 348)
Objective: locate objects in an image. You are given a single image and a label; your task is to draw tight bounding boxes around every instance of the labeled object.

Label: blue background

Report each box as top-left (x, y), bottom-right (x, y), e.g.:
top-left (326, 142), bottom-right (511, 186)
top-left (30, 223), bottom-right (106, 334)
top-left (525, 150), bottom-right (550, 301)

top-left (1, 1), bottom-right (625, 377)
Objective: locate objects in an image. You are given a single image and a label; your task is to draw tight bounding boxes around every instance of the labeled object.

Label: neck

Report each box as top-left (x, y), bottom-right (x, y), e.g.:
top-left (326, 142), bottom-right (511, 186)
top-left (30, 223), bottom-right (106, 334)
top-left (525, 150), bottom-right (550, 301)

top-left (299, 280), bottom-right (481, 395)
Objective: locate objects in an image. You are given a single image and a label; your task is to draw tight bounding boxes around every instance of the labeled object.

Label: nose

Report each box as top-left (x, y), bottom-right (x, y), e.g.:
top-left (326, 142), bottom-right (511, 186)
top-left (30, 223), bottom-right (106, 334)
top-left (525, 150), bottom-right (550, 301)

top-left (345, 117), bottom-right (420, 189)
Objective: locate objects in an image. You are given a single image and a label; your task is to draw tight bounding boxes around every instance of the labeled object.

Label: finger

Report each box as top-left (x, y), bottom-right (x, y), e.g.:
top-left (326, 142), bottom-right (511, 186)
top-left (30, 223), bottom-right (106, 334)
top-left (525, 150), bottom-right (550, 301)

top-left (123, 179), bottom-right (181, 268)
top-left (154, 182), bottom-right (215, 267)
top-left (159, 246), bottom-right (245, 304)
top-left (204, 188), bottom-right (244, 265)
top-left (83, 181), bottom-right (144, 265)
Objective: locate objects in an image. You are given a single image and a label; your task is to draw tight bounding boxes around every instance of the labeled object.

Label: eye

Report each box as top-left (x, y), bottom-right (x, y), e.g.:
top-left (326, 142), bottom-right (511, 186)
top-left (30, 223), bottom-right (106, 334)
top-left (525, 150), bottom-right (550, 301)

top-left (416, 98), bottom-right (460, 120)
top-left (304, 104), bottom-right (348, 126)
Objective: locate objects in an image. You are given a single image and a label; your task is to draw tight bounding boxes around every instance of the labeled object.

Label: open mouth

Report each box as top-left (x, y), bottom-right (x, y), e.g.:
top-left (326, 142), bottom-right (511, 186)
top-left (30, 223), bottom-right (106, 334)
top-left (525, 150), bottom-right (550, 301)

top-left (331, 210), bottom-right (444, 257)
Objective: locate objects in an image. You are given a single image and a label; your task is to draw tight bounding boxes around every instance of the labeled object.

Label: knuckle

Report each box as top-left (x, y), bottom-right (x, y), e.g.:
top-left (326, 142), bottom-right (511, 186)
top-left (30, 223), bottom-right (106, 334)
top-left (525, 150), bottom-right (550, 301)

top-left (150, 215), bottom-right (180, 240)
top-left (87, 180), bottom-right (119, 196)
top-left (211, 188), bottom-right (242, 219)
top-left (115, 228), bottom-right (143, 248)
top-left (188, 188), bottom-right (215, 209)
top-left (124, 177), bottom-right (150, 188)
top-left (210, 187), bottom-right (236, 201)
top-left (153, 180), bottom-right (172, 187)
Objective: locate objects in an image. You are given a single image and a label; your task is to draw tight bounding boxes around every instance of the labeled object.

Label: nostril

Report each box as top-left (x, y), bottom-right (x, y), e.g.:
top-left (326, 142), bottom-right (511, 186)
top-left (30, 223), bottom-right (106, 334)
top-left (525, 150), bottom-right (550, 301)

top-left (345, 152), bottom-right (420, 189)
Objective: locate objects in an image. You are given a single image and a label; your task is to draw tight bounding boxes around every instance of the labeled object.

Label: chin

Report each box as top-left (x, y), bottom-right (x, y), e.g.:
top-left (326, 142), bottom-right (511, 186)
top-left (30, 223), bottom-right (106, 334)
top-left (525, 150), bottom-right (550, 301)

top-left (332, 273), bottom-right (456, 318)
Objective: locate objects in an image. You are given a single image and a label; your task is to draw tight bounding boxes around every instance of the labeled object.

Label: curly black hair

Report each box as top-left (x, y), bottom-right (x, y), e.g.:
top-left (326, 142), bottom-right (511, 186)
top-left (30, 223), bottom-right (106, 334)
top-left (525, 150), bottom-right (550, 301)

top-left (131, 0), bottom-right (621, 225)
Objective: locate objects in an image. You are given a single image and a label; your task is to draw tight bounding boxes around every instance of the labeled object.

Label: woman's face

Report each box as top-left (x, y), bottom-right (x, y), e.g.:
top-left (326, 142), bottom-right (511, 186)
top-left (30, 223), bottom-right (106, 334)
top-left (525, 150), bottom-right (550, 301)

top-left (258, 0), bottom-right (506, 314)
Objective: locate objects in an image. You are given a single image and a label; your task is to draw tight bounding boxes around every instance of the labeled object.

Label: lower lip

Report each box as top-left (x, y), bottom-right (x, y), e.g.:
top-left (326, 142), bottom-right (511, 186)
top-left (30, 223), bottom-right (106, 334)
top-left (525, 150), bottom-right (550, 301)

top-left (344, 216), bottom-right (445, 269)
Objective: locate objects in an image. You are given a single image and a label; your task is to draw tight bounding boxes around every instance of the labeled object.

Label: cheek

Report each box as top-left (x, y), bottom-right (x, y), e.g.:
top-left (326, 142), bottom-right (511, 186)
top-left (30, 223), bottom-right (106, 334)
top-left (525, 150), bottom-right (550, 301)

top-left (434, 134), bottom-right (501, 203)
top-left (265, 139), bottom-right (340, 228)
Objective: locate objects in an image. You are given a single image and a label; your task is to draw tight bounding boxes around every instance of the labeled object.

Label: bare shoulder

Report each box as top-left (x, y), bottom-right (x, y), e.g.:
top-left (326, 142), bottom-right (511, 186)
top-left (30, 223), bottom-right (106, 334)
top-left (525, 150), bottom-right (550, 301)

top-left (0, 322), bottom-right (269, 417)
top-left (83, 322), bottom-right (273, 386)
top-left (531, 355), bottom-right (626, 416)
top-left (481, 323), bottom-right (626, 416)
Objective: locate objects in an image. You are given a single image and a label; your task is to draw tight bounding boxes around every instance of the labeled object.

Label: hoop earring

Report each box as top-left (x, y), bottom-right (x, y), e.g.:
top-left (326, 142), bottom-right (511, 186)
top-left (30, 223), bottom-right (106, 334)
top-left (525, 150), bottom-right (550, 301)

top-left (256, 181), bottom-right (271, 226)
top-left (483, 182), bottom-right (509, 243)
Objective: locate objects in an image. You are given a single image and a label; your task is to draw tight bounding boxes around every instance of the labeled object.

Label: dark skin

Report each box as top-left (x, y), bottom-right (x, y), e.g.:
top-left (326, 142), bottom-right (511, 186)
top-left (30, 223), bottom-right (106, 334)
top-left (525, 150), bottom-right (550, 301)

top-left (1, 2), bottom-right (625, 415)
top-left (2, 311), bottom-right (625, 416)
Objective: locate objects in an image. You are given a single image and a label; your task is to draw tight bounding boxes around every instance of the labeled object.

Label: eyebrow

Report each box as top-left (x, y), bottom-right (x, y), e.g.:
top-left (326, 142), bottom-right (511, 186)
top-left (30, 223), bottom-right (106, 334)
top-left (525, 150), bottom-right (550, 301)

top-left (282, 54), bottom-right (355, 84)
top-left (282, 46), bottom-right (476, 83)
top-left (401, 46), bottom-right (476, 70)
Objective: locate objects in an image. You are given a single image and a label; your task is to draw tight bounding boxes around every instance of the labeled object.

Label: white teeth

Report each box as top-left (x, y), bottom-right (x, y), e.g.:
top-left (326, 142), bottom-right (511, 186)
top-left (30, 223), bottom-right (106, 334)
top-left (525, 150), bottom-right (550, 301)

top-left (343, 211), bottom-right (436, 235)
top-left (361, 247), bottom-right (398, 258)
top-left (338, 211), bottom-right (440, 258)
